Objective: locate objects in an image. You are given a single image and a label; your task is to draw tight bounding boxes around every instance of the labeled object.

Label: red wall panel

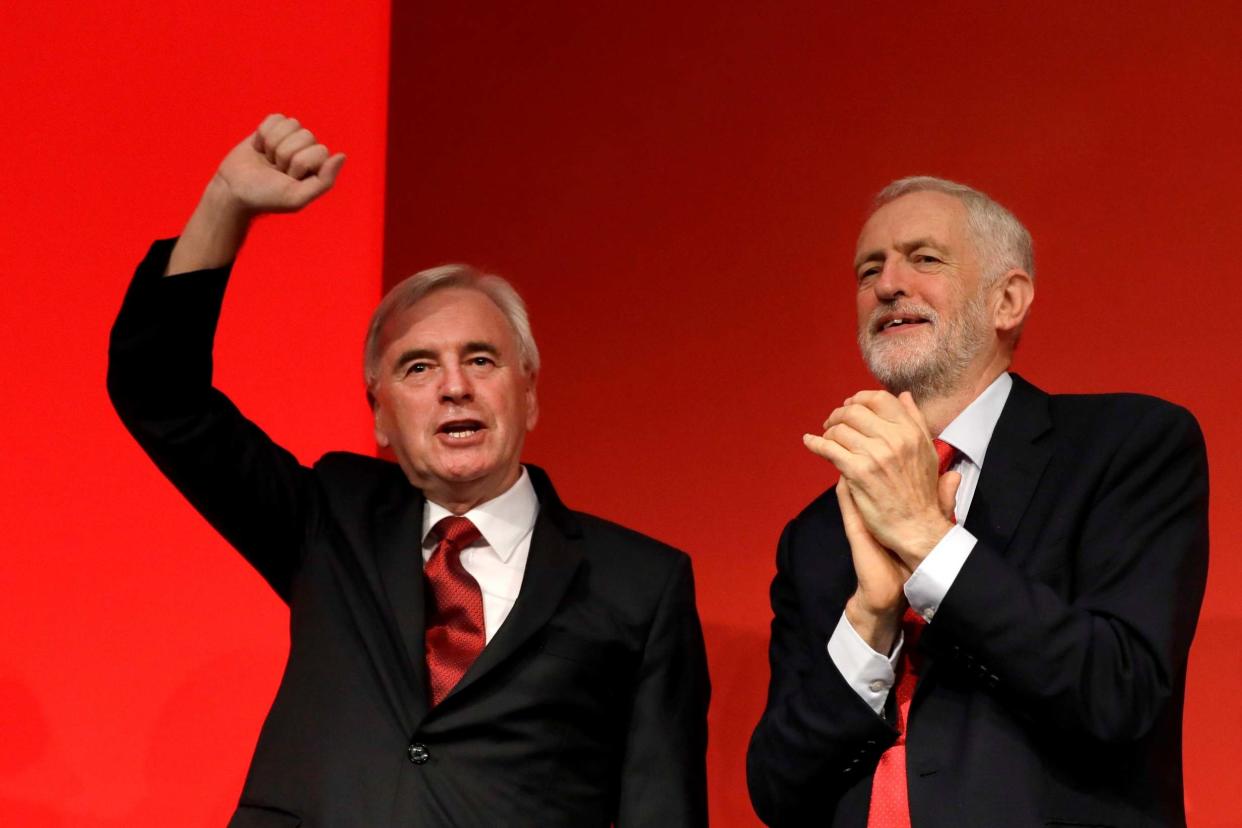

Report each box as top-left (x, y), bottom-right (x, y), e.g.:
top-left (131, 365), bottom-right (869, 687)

top-left (384, 3), bottom-right (1242, 825)
top-left (0, 1), bottom-right (389, 823)
top-left (4, 1), bottom-right (1239, 824)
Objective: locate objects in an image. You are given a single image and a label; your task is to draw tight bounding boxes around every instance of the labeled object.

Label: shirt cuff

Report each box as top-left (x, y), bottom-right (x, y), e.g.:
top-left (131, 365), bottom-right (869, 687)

top-left (826, 612), bottom-right (902, 716)
top-left (904, 524), bottom-right (977, 621)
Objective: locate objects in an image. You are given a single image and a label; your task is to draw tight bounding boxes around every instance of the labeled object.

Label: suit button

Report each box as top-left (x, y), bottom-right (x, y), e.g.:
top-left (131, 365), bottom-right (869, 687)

top-left (408, 743), bottom-right (430, 764)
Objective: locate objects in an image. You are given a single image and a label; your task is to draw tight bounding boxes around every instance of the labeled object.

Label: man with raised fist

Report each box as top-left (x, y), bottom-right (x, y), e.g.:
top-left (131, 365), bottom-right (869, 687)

top-left (109, 115), bottom-right (709, 828)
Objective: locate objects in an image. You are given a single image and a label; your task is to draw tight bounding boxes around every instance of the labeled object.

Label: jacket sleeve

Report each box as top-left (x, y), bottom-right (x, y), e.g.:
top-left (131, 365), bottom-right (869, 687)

top-left (615, 552), bottom-right (711, 828)
top-left (107, 239), bottom-right (318, 601)
top-left (746, 516), bottom-right (897, 827)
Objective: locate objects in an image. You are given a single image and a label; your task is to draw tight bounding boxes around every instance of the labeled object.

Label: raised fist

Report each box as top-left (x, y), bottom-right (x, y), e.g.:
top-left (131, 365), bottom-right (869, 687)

top-left (211, 113), bottom-right (346, 215)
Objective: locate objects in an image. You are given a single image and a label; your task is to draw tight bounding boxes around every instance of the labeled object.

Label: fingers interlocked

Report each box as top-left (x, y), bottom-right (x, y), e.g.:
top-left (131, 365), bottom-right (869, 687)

top-left (804, 390), bottom-right (950, 561)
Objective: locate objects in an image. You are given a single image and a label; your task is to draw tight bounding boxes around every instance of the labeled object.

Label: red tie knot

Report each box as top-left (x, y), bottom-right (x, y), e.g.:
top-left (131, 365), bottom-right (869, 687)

top-left (933, 438), bottom-right (958, 476)
top-left (433, 516), bottom-right (481, 552)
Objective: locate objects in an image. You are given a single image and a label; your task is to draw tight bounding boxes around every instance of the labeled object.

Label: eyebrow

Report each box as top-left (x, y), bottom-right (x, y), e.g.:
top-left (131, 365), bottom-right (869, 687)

top-left (462, 341), bottom-right (501, 357)
top-left (853, 237), bottom-right (947, 270)
top-left (392, 342), bottom-right (502, 371)
top-left (392, 348), bottom-right (435, 372)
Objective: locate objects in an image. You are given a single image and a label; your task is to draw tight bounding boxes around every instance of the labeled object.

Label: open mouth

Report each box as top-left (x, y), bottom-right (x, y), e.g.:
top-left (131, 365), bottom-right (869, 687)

top-left (876, 314), bottom-right (930, 334)
top-left (438, 419), bottom-right (485, 440)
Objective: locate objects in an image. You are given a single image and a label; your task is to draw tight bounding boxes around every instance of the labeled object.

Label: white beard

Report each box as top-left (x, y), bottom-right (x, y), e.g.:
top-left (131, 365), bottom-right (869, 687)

top-left (858, 293), bottom-right (991, 400)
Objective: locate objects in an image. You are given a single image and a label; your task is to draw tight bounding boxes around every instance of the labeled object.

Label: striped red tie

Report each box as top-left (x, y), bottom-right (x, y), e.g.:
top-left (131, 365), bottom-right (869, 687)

top-left (424, 516), bottom-right (484, 707)
top-left (866, 438), bottom-right (957, 827)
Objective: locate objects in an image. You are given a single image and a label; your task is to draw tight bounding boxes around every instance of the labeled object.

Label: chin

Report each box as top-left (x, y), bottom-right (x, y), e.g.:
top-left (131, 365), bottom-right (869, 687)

top-left (865, 347), bottom-right (926, 381)
top-left (867, 350), bottom-right (978, 400)
top-left (868, 367), bottom-right (923, 395)
top-left (435, 462), bottom-right (495, 484)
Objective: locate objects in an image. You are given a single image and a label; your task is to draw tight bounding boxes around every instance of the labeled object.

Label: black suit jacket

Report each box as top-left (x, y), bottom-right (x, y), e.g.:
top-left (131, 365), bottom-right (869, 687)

top-left (747, 375), bottom-right (1209, 827)
top-left (108, 240), bottom-right (710, 828)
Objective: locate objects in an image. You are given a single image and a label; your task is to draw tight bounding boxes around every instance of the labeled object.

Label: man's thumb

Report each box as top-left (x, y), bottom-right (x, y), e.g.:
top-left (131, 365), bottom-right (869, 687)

top-left (939, 470), bottom-right (962, 521)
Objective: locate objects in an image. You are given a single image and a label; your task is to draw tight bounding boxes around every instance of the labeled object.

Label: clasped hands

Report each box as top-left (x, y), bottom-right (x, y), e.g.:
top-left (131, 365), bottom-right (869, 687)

top-left (803, 390), bottom-right (959, 651)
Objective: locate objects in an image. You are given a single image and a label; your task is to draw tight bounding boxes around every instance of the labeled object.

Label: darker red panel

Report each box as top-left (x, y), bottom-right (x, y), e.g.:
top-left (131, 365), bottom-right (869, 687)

top-left (384, 3), bottom-right (1242, 825)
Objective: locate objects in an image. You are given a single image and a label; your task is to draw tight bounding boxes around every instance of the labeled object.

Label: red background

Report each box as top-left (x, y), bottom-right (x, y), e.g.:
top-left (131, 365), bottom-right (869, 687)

top-left (3, 2), bottom-right (1240, 825)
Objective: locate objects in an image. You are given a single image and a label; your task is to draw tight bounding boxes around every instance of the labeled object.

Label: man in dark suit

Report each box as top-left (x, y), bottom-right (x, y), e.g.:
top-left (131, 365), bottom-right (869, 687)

top-left (108, 115), bottom-right (709, 827)
top-left (747, 177), bottom-right (1208, 827)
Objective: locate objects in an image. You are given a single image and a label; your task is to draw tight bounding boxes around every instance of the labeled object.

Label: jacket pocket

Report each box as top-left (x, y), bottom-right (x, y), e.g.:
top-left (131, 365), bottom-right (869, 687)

top-left (538, 630), bottom-right (610, 670)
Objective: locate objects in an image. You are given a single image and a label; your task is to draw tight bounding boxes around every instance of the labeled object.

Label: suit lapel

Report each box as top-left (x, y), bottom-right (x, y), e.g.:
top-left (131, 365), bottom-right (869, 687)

top-left (436, 465), bottom-right (583, 707)
top-left (960, 374), bottom-right (1054, 556)
top-left (374, 482), bottom-right (430, 725)
top-left (917, 374), bottom-right (1053, 692)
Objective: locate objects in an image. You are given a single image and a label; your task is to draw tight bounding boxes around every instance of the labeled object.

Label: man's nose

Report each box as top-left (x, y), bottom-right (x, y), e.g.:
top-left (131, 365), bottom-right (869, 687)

top-left (438, 363), bottom-right (474, 402)
top-left (872, 259), bottom-right (910, 301)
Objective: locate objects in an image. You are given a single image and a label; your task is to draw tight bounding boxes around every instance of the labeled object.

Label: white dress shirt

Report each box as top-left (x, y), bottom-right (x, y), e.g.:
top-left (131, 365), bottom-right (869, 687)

top-left (422, 467), bottom-right (540, 644)
top-left (827, 373), bottom-right (1013, 714)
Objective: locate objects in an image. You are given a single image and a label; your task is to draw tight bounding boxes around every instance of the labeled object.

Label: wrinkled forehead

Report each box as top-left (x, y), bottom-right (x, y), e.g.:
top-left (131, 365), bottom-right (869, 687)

top-left (855, 191), bottom-right (972, 256)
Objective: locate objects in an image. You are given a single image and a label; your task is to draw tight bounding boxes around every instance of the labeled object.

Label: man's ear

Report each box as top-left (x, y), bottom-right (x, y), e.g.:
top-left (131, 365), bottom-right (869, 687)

top-left (992, 268), bottom-right (1035, 335)
top-left (525, 372), bottom-right (539, 432)
top-left (371, 395), bottom-right (391, 448)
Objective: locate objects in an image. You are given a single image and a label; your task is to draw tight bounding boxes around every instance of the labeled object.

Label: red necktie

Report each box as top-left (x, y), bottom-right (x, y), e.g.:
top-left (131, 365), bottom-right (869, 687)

top-left (867, 438), bottom-right (957, 828)
top-left (424, 516), bottom-right (485, 707)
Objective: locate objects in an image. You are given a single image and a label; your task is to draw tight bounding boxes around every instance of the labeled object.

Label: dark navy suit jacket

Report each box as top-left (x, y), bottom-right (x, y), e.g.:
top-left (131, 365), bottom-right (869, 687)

top-left (109, 240), bottom-right (710, 828)
top-left (747, 374), bottom-right (1208, 827)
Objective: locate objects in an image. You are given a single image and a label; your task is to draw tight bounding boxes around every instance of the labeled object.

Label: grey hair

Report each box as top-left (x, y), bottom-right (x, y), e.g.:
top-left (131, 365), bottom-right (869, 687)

top-left (873, 176), bottom-right (1034, 284)
top-left (363, 264), bottom-right (540, 392)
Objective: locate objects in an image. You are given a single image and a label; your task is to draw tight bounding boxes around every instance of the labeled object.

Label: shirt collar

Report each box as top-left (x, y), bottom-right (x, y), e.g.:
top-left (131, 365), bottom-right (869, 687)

top-left (938, 372), bottom-right (1013, 469)
top-left (422, 466), bottom-right (540, 563)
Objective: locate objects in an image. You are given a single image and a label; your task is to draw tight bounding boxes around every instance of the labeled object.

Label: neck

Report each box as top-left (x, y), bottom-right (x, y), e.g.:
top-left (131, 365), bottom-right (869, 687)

top-left (434, 496), bottom-right (486, 516)
top-left (423, 466), bottom-right (522, 516)
top-left (913, 355), bottom-right (1010, 436)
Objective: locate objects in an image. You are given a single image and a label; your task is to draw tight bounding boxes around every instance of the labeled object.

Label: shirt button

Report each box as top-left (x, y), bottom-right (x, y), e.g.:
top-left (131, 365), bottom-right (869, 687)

top-left (923, 606), bottom-right (937, 620)
top-left (408, 743), bottom-right (430, 764)
top-left (869, 679), bottom-right (887, 693)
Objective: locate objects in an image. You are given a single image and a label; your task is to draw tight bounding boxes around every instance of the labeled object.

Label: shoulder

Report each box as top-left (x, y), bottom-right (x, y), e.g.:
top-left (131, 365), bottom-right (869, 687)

top-left (528, 463), bottom-right (687, 572)
top-left (571, 510), bottom-right (687, 564)
top-left (312, 451), bottom-right (412, 506)
top-left (1049, 389), bottom-right (1196, 424)
top-left (532, 482), bottom-right (693, 605)
top-left (1046, 390), bottom-right (1204, 452)
top-left (1010, 375), bottom-right (1203, 453)
top-left (1004, 383), bottom-right (1209, 503)
top-left (1014, 374), bottom-right (1195, 427)
top-left (314, 449), bottom-right (403, 479)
